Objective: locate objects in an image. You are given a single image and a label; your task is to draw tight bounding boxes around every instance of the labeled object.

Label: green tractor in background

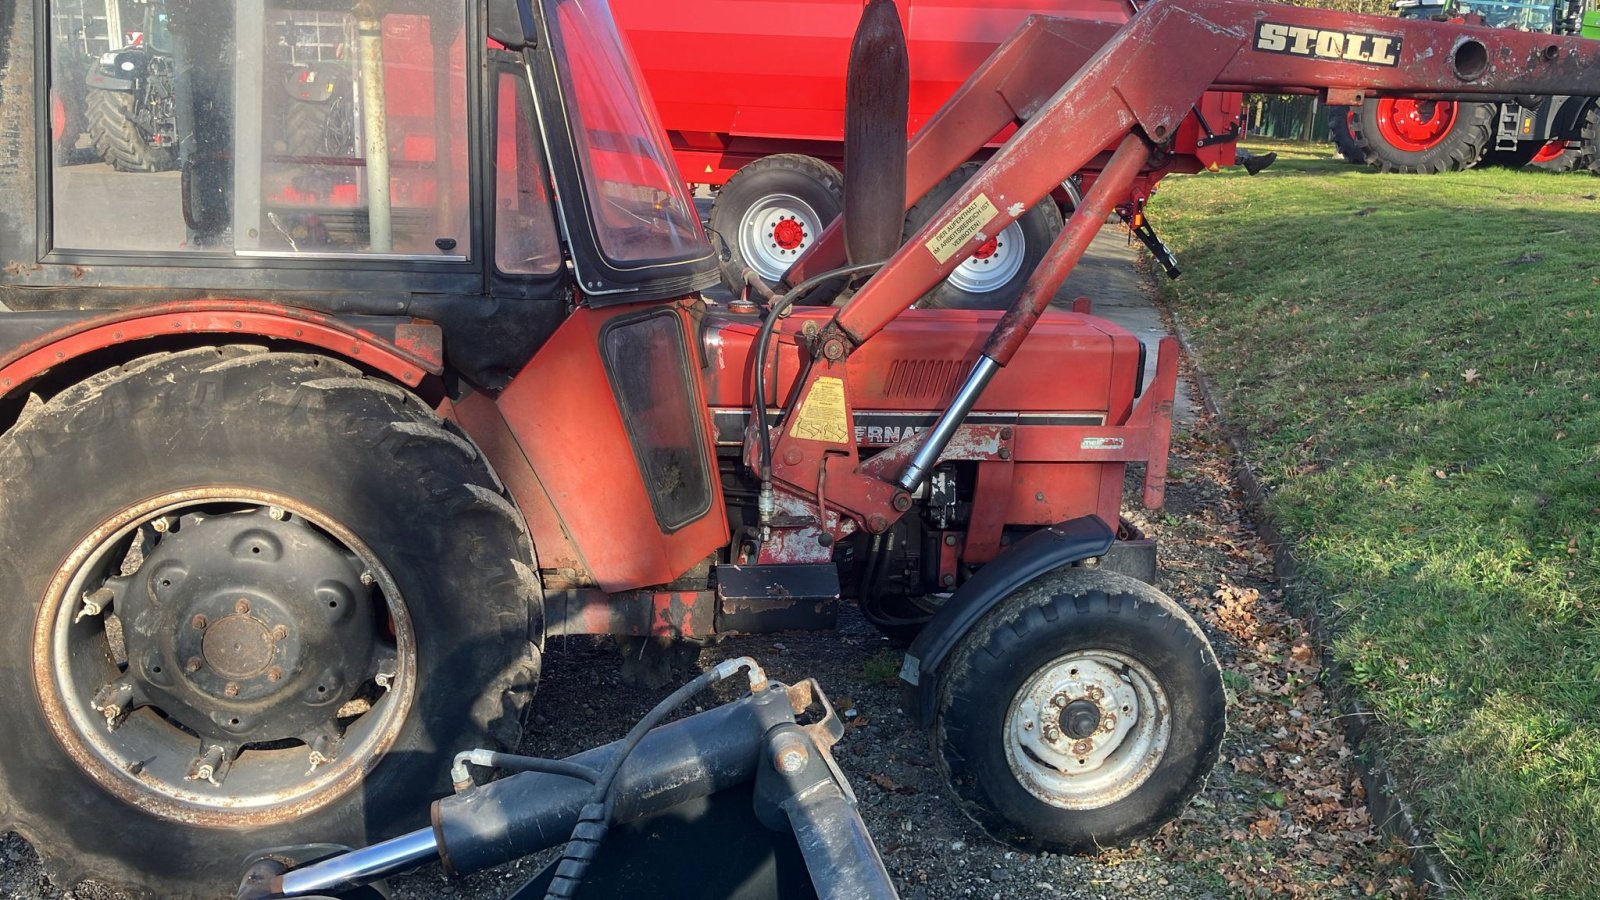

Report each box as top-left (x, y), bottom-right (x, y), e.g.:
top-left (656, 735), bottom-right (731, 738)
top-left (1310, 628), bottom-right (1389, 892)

top-left (1330, 0), bottom-right (1600, 173)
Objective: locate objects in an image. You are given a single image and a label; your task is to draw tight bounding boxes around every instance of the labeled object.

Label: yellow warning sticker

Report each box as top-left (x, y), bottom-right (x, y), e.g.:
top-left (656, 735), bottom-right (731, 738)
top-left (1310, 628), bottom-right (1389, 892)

top-left (924, 193), bottom-right (999, 264)
top-left (790, 376), bottom-right (850, 444)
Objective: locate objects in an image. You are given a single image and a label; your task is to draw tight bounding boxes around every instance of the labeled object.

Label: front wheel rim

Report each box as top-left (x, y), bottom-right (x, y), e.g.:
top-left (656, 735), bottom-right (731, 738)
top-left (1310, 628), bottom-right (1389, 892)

top-left (34, 488), bottom-right (416, 827)
top-left (737, 192), bottom-right (824, 283)
top-left (1003, 650), bottom-right (1170, 810)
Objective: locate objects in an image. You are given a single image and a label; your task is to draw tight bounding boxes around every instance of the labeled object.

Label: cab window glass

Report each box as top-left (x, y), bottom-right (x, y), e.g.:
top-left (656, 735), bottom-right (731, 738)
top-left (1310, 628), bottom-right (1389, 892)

top-left (494, 69), bottom-right (562, 276)
top-left (49, 0), bottom-right (471, 259)
top-left (549, 0), bottom-right (705, 265)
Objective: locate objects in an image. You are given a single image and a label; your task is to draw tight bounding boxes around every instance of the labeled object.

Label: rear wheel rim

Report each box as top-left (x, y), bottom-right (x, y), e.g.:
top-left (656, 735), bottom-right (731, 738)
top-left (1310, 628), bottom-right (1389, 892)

top-left (1374, 98), bottom-right (1458, 152)
top-left (1003, 649), bottom-right (1170, 810)
top-left (34, 489), bottom-right (416, 827)
top-left (947, 219), bottom-right (1025, 295)
top-left (738, 192), bottom-right (823, 283)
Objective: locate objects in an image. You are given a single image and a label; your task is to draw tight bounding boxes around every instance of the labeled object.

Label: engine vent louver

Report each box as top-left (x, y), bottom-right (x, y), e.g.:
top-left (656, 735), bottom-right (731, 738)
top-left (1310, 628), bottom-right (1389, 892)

top-left (883, 359), bottom-right (966, 402)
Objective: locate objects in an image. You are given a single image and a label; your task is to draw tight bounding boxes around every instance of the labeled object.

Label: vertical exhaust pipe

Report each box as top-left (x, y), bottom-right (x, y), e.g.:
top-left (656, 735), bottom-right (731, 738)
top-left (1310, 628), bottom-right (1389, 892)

top-left (843, 0), bottom-right (909, 268)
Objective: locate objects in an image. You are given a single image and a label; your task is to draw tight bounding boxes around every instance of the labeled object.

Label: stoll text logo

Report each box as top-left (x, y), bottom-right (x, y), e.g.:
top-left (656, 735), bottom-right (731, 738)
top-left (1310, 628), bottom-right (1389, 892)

top-left (1252, 22), bottom-right (1402, 67)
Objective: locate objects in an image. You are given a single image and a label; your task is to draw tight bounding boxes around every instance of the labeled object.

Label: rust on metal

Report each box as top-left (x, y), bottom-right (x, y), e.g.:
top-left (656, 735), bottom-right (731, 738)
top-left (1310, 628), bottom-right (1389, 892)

top-left (30, 488), bottom-right (417, 828)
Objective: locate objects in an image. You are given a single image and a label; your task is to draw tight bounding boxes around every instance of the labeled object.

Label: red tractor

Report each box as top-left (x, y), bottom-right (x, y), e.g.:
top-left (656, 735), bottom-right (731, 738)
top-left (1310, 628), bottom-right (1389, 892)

top-left (611, 0), bottom-right (1243, 304)
top-left (5, 0), bottom-right (1599, 896)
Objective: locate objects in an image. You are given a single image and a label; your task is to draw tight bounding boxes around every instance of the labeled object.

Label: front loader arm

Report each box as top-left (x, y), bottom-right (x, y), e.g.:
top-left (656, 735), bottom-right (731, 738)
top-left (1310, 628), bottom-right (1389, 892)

top-left (754, 0), bottom-right (1600, 554)
top-left (833, 0), bottom-right (1600, 345)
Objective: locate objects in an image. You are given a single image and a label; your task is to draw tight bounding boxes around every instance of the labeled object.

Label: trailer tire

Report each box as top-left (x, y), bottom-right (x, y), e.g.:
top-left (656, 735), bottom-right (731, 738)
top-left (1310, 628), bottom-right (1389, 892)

top-left (87, 88), bottom-right (174, 173)
top-left (709, 154), bottom-right (844, 295)
top-left (0, 346), bottom-right (540, 899)
top-left (905, 163), bottom-right (1064, 309)
top-left (1327, 107), bottom-right (1367, 164)
top-left (1349, 98), bottom-right (1493, 175)
top-left (933, 569), bottom-right (1223, 852)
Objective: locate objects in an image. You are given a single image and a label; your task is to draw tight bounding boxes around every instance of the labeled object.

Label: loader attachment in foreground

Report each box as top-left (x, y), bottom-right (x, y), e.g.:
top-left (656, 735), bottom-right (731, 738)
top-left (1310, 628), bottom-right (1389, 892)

top-left (235, 660), bottom-right (897, 900)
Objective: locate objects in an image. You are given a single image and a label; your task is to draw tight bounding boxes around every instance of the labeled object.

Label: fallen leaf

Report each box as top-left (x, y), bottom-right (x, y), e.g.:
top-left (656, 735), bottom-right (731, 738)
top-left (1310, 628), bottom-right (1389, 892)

top-left (1461, 368), bottom-right (1481, 384)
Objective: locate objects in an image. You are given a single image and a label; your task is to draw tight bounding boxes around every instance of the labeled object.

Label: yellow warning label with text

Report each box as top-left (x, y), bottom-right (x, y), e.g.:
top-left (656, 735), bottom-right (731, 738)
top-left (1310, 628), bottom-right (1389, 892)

top-left (924, 193), bottom-right (999, 264)
top-left (791, 376), bottom-right (850, 444)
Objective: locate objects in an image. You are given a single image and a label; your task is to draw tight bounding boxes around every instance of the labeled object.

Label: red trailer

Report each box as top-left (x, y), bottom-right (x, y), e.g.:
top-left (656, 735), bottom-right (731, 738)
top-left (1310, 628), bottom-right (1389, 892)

top-left (614, 0), bottom-right (1243, 305)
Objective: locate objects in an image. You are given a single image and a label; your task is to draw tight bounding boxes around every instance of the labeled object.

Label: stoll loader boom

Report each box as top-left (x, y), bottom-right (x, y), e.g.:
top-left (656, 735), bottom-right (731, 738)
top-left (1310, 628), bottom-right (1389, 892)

top-left (0, 0), bottom-right (1597, 896)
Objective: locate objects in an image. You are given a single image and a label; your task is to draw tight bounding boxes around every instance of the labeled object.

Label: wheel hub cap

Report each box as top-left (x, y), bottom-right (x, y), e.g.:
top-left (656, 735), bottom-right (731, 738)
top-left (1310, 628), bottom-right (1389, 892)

top-left (1003, 651), bottom-right (1171, 810)
top-left (120, 508), bottom-right (376, 745)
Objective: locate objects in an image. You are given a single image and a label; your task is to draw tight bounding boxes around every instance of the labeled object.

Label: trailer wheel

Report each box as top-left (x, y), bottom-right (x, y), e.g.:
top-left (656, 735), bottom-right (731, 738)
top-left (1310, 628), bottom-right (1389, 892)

top-left (87, 88), bottom-right (174, 173)
top-left (933, 569), bottom-right (1223, 852)
top-left (709, 154), bottom-right (844, 294)
top-left (1327, 107), bottom-right (1367, 164)
top-left (0, 347), bottom-right (540, 898)
top-left (905, 162), bottom-right (1064, 309)
top-left (1349, 98), bottom-right (1493, 175)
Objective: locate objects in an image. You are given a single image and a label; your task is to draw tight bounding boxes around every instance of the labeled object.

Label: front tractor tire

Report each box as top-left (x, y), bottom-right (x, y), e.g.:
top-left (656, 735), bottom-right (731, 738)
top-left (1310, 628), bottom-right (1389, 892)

top-left (87, 88), bottom-right (174, 173)
top-left (0, 346), bottom-right (540, 898)
top-left (1350, 98), bottom-right (1494, 175)
top-left (933, 569), bottom-right (1224, 852)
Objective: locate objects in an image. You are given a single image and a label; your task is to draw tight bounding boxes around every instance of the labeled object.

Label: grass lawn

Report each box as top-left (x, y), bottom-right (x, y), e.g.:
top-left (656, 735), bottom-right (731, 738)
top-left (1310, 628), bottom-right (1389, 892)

top-left (1147, 139), bottom-right (1600, 897)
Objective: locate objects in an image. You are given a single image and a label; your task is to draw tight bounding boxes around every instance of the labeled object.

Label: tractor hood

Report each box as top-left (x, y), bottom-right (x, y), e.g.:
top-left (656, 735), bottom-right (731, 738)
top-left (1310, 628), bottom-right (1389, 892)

top-left (512, 0), bottom-right (719, 304)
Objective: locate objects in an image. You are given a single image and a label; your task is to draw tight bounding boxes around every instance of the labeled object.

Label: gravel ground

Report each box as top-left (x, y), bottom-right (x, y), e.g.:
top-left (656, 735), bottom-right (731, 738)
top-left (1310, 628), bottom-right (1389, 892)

top-left (0, 390), bottom-right (1420, 900)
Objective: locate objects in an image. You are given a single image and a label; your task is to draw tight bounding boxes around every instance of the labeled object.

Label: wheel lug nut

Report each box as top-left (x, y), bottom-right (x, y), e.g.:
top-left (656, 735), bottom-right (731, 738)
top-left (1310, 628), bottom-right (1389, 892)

top-left (272, 625), bottom-right (288, 641)
top-left (267, 667), bottom-right (283, 683)
top-left (235, 598), bottom-right (251, 614)
top-left (191, 614), bottom-right (207, 630)
top-left (224, 682), bottom-right (240, 698)
top-left (185, 656), bottom-right (203, 673)
top-left (1043, 725), bottom-right (1060, 741)
top-left (1051, 694), bottom-right (1068, 708)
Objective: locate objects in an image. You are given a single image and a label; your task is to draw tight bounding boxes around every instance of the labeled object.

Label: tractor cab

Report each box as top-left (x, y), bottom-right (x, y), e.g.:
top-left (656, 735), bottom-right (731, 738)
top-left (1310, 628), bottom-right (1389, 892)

top-left (42, 0), bottom-right (713, 304)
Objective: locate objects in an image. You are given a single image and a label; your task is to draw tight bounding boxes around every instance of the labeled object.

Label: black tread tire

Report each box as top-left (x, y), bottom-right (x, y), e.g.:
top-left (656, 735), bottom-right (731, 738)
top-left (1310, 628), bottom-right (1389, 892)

top-left (1582, 105), bottom-right (1600, 176)
top-left (933, 569), bottom-right (1224, 852)
top-left (709, 154), bottom-right (844, 295)
top-left (1349, 99), bottom-right (1494, 175)
top-left (0, 346), bottom-right (540, 898)
top-left (1523, 144), bottom-right (1581, 173)
top-left (904, 162), bottom-right (1065, 310)
top-left (283, 98), bottom-right (334, 158)
top-left (1327, 107), bottom-right (1367, 164)
top-left (87, 88), bottom-right (173, 173)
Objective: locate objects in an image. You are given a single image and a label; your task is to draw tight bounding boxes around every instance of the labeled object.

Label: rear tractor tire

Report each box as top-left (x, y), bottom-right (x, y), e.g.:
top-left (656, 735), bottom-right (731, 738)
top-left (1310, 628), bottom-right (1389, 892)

top-left (1582, 105), bottom-right (1600, 176)
top-left (0, 346), bottom-right (540, 898)
top-left (1350, 98), bottom-right (1494, 175)
top-left (709, 153), bottom-right (845, 296)
top-left (905, 162), bottom-right (1064, 309)
top-left (933, 569), bottom-right (1224, 851)
top-left (87, 88), bottom-right (174, 173)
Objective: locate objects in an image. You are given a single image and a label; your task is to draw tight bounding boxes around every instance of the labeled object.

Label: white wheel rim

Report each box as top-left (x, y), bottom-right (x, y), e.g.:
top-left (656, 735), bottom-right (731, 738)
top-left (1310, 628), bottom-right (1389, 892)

top-left (738, 193), bottom-right (823, 283)
top-left (947, 219), bottom-right (1025, 295)
top-left (1003, 650), bottom-right (1170, 810)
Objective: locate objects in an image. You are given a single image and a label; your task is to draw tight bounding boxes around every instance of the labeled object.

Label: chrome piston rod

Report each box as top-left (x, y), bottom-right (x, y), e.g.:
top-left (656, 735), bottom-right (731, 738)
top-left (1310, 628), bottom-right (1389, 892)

top-left (276, 828), bottom-right (439, 896)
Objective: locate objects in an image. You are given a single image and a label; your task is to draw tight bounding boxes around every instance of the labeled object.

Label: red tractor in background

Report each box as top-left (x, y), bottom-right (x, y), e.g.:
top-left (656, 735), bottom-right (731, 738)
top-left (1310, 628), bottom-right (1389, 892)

top-left (612, 0), bottom-right (1243, 304)
top-left (5, 0), bottom-right (1600, 896)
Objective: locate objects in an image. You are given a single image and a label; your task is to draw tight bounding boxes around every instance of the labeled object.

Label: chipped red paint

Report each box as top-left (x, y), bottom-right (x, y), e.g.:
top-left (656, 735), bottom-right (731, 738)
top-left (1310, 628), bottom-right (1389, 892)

top-left (0, 301), bottom-right (441, 394)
